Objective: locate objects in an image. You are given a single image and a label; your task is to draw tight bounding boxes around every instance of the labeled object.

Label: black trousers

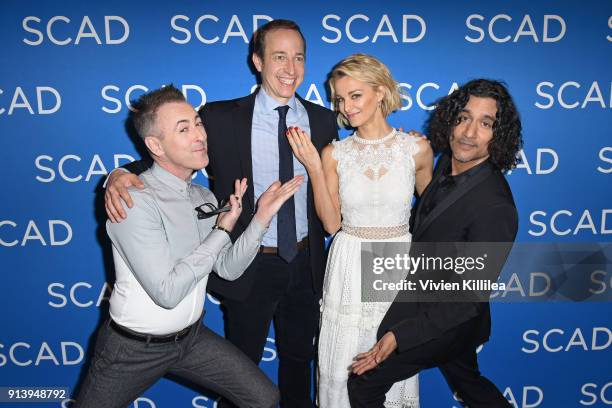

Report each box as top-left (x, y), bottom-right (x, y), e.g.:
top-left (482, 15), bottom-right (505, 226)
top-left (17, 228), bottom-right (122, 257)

top-left (219, 249), bottom-right (319, 408)
top-left (347, 317), bottom-right (511, 408)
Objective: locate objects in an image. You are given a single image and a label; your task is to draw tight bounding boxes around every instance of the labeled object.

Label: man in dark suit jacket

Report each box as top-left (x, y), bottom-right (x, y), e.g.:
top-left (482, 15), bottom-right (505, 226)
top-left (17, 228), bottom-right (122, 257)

top-left (348, 79), bottom-right (523, 408)
top-left (105, 20), bottom-right (337, 408)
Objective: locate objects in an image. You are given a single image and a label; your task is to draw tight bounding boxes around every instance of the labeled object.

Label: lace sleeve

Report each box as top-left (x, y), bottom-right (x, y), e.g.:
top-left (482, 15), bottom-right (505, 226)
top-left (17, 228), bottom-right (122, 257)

top-left (330, 138), bottom-right (342, 162)
top-left (398, 132), bottom-right (422, 158)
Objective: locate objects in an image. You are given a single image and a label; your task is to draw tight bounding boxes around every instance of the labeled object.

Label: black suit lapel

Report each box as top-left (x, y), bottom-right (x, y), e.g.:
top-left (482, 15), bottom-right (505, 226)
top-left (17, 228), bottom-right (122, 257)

top-left (413, 160), bottom-right (495, 241)
top-left (234, 93), bottom-right (257, 211)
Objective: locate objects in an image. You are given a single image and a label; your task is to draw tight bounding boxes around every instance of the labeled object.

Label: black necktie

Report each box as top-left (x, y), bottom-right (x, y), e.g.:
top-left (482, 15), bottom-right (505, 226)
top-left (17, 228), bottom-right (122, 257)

top-left (275, 105), bottom-right (297, 262)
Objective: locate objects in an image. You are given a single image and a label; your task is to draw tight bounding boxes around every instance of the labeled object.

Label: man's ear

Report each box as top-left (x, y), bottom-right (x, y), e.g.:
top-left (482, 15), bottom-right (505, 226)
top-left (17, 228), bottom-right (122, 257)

top-left (252, 53), bottom-right (263, 73)
top-left (144, 135), bottom-right (163, 157)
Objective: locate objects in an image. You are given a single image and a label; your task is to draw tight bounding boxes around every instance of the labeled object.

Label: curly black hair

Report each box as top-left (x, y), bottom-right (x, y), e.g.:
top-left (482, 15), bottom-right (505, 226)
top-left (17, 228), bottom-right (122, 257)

top-left (425, 79), bottom-right (523, 172)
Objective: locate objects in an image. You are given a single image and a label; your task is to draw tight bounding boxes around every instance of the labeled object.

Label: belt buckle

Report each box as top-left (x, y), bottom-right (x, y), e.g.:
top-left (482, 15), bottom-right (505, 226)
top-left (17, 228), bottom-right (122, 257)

top-left (174, 332), bottom-right (181, 342)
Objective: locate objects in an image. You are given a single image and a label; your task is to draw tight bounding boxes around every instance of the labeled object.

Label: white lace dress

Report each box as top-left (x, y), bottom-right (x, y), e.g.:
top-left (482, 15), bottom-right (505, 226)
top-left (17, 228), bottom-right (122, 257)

top-left (317, 130), bottom-right (420, 408)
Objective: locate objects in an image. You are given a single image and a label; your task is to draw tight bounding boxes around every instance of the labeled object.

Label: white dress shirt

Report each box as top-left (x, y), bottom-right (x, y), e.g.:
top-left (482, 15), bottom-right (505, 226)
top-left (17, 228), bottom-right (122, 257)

top-left (107, 163), bottom-right (267, 335)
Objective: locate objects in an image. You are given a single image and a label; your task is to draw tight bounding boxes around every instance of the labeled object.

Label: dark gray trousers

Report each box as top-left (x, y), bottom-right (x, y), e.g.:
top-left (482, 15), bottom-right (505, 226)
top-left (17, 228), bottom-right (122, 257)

top-left (74, 320), bottom-right (279, 408)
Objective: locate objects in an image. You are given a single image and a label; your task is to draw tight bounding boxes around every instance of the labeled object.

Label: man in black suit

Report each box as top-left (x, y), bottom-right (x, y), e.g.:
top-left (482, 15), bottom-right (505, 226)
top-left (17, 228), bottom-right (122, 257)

top-left (105, 20), bottom-right (337, 407)
top-left (348, 79), bottom-right (523, 408)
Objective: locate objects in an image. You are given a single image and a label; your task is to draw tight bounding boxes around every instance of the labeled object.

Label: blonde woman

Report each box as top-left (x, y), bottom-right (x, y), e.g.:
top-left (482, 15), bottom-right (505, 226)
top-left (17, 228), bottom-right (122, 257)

top-left (287, 54), bottom-right (432, 407)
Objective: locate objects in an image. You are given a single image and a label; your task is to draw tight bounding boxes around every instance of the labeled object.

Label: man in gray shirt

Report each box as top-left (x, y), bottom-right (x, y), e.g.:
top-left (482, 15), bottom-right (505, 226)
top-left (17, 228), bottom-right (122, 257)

top-left (75, 85), bottom-right (303, 408)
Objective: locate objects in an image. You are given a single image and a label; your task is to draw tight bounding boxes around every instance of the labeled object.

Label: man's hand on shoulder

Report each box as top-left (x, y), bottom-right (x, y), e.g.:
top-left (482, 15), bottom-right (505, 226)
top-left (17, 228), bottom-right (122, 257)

top-left (105, 170), bottom-right (145, 223)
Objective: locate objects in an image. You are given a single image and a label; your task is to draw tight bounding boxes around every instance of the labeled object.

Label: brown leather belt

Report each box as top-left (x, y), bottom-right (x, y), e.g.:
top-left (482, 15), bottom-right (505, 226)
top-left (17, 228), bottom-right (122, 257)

top-left (260, 237), bottom-right (309, 254)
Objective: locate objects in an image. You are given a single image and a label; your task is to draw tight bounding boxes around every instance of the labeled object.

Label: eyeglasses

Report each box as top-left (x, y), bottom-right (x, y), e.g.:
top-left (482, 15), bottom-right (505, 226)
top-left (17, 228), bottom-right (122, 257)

top-left (195, 200), bottom-right (231, 219)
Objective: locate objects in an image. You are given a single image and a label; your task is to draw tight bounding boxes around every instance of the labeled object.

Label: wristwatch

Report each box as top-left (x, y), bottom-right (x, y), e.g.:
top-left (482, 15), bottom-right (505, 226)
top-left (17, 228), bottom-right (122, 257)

top-left (212, 225), bottom-right (231, 235)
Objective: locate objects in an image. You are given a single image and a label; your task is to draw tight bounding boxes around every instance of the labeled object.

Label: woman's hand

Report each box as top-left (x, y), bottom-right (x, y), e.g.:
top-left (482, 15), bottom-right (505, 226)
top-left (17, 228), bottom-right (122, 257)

top-left (286, 126), bottom-right (323, 174)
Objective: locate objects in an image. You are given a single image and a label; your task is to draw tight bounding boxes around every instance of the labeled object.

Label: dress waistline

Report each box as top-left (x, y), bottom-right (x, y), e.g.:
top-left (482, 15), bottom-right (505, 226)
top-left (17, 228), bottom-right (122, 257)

top-left (341, 223), bottom-right (410, 239)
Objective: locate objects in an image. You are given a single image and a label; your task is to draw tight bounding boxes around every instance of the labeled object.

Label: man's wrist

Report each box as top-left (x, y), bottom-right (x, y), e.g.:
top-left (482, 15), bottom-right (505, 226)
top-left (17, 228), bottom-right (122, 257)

top-left (212, 224), bottom-right (232, 235)
top-left (253, 211), bottom-right (272, 228)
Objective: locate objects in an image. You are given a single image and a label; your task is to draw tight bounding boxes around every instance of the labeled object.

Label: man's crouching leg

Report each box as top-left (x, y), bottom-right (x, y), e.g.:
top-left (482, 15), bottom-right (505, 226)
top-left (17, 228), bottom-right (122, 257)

top-left (169, 324), bottom-right (279, 408)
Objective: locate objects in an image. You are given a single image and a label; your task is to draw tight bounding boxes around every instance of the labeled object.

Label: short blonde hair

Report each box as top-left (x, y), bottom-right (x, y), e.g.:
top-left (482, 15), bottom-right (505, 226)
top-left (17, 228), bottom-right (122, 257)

top-left (328, 53), bottom-right (401, 127)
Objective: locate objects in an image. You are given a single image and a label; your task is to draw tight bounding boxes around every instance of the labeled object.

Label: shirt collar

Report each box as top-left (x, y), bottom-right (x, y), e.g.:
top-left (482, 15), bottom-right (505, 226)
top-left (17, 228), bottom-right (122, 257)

top-left (441, 156), bottom-right (491, 185)
top-left (150, 162), bottom-right (192, 195)
top-left (255, 86), bottom-right (298, 114)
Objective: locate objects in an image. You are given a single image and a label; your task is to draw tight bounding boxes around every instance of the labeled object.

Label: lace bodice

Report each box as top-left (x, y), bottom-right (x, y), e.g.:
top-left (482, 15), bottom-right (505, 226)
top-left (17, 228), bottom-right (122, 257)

top-left (331, 130), bottom-right (420, 228)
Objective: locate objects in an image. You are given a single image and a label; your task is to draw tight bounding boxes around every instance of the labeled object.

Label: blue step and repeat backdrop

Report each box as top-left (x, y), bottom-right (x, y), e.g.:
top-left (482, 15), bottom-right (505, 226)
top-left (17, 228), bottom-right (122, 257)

top-left (1, 1), bottom-right (611, 407)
